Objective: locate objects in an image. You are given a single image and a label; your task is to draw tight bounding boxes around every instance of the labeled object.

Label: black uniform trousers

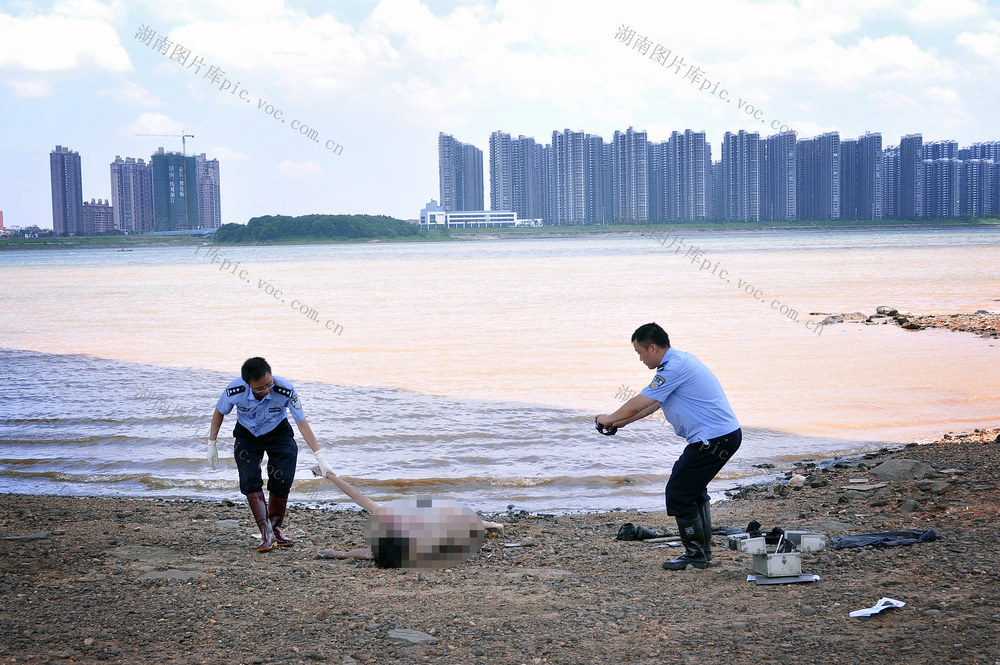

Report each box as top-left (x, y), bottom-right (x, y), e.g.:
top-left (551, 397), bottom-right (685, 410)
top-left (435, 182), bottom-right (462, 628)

top-left (664, 428), bottom-right (742, 520)
top-left (233, 419), bottom-right (298, 497)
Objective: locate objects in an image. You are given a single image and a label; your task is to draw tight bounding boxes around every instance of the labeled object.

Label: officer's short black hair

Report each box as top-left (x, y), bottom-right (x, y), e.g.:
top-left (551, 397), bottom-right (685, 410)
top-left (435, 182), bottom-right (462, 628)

top-left (241, 357), bottom-right (272, 383)
top-left (631, 323), bottom-right (670, 348)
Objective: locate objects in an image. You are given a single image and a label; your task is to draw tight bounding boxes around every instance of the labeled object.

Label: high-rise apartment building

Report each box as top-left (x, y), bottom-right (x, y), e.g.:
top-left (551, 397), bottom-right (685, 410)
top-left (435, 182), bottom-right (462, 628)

top-left (899, 134), bottom-right (924, 219)
top-left (969, 142), bottom-right (1000, 162)
top-left (960, 159), bottom-right (991, 219)
top-left (815, 132), bottom-right (841, 220)
top-left (647, 140), bottom-right (667, 222)
top-left (611, 127), bottom-right (648, 223)
top-left (924, 158), bottom-right (960, 219)
top-left (989, 160), bottom-right (1000, 216)
top-left (795, 139), bottom-right (817, 220)
top-left (707, 160), bottom-right (719, 221)
top-left (82, 198), bottom-right (114, 234)
top-left (992, 160), bottom-right (1000, 216)
top-left (840, 139), bottom-right (858, 220)
top-left (923, 140), bottom-right (958, 161)
top-left (858, 132), bottom-right (883, 220)
top-left (666, 130), bottom-right (710, 221)
top-left (795, 134), bottom-right (839, 220)
top-left (509, 136), bottom-right (547, 221)
top-left (50, 145), bottom-right (84, 235)
top-left (438, 133), bottom-right (484, 212)
top-left (584, 134), bottom-right (611, 224)
top-left (760, 131), bottom-right (796, 221)
top-left (882, 146), bottom-right (900, 219)
top-left (463, 144), bottom-right (484, 211)
top-left (489, 131), bottom-right (513, 212)
top-left (721, 130), bottom-right (759, 221)
top-left (969, 144), bottom-right (1000, 216)
top-left (543, 143), bottom-right (557, 224)
top-left (110, 156), bottom-right (154, 233)
top-left (151, 148), bottom-right (199, 231)
top-left (601, 142), bottom-right (614, 223)
top-left (194, 154), bottom-right (222, 229)
top-left (552, 129), bottom-right (587, 224)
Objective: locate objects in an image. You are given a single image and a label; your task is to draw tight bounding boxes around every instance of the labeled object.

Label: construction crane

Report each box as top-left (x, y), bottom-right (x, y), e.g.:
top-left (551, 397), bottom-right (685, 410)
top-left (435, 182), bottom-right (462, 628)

top-left (135, 131), bottom-right (196, 230)
top-left (135, 131), bottom-right (195, 155)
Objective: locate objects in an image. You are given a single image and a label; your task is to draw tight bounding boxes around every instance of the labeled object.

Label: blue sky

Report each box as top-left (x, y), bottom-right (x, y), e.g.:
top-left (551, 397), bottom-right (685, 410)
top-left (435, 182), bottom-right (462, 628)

top-left (1, 0), bottom-right (999, 228)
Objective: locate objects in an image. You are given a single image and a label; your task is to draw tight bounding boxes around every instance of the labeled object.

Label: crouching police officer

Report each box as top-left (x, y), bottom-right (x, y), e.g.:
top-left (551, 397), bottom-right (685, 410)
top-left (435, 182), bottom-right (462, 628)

top-left (206, 357), bottom-right (335, 552)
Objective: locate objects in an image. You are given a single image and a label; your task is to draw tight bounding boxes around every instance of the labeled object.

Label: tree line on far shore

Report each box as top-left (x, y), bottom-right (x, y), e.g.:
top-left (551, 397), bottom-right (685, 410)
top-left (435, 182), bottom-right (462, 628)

top-left (214, 214), bottom-right (420, 243)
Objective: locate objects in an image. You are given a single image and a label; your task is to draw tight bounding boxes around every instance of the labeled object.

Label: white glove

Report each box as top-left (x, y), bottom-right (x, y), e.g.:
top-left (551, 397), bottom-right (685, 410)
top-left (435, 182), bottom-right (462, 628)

top-left (314, 449), bottom-right (334, 477)
top-left (206, 439), bottom-right (219, 470)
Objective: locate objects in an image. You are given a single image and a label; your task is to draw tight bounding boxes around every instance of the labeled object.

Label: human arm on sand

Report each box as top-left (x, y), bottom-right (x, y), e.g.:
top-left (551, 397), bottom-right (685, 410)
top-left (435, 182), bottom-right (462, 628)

top-left (308, 466), bottom-right (503, 532)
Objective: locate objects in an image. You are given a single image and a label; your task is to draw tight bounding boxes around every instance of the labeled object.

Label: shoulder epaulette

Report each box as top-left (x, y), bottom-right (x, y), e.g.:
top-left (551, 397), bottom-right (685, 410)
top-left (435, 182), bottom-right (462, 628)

top-left (273, 385), bottom-right (293, 397)
top-left (227, 385), bottom-right (246, 396)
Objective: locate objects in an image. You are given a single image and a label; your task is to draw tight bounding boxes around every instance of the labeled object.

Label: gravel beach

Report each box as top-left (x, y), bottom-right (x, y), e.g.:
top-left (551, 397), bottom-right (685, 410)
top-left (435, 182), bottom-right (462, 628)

top-left (2, 427), bottom-right (999, 665)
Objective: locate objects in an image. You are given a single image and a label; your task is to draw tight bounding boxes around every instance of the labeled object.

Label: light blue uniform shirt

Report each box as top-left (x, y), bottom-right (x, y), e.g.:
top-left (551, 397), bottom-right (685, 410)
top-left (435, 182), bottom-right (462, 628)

top-left (640, 347), bottom-right (740, 444)
top-left (215, 375), bottom-right (305, 437)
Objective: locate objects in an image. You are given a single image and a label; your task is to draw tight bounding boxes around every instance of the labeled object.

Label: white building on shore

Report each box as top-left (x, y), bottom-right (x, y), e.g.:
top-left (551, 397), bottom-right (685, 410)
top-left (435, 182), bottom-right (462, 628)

top-left (419, 200), bottom-right (542, 229)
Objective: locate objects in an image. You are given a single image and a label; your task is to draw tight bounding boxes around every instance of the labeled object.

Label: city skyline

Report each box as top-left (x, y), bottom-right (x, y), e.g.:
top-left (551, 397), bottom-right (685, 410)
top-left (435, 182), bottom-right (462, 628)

top-left (449, 126), bottom-right (999, 224)
top-left (47, 144), bottom-right (222, 235)
top-left (3, 1), bottom-right (1000, 228)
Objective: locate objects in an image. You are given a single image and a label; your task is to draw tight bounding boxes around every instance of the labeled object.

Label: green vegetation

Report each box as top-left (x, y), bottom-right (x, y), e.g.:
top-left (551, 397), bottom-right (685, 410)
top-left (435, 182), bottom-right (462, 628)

top-left (214, 214), bottom-right (420, 244)
top-left (3, 216), bottom-right (994, 251)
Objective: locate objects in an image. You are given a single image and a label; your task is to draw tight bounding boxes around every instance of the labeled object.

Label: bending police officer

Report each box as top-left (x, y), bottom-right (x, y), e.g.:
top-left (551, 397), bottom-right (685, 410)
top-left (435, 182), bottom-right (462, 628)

top-left (596, 323), bottom-right (742, 570)
top-left (206, 357), bottom-right (335, 552)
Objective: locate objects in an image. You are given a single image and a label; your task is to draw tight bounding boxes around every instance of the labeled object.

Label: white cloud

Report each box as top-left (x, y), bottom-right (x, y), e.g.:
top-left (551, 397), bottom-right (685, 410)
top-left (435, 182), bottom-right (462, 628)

top-left (277, 160), bottom-right (323, 177)
top-left (907, 0), bottom-right (983, 23)
top-left (9, 79), bottom-right (51, 98)
top-left (207, 146), bottom-right (249, 162)
top-left (869, 89), bottom-right (918, 109)
top-left (163, 9), bottom-right (381, 98)
top-left (52, 0), bottom-right (122, 22)
top-left (123, 112), bottom-right (186, 136)
top-left (99, 81), bottom-right (162, 107)
top-left (922, 86), bottom-right (962, 107)
top-left (956, 29), bottom-right (1000, 58)
top-left (136, 0), bottom-right (287, 24)
top-left (0, 8), bottom-right (131, 72)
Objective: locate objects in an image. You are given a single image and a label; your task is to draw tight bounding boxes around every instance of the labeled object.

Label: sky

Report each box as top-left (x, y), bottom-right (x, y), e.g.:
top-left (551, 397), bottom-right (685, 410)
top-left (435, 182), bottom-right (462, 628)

top-left (1, 0), bottom-right (999, 228)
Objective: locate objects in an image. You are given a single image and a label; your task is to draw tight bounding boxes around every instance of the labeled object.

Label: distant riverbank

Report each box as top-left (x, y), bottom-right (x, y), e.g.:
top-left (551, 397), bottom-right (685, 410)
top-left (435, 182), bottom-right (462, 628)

top-left (3, 218), bottom-right (997, 250)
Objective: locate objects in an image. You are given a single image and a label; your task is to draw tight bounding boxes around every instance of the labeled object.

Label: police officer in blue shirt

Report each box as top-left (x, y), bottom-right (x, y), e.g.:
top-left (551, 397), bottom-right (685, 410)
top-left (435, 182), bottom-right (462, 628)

top-left (206, 357), bottom-right (335, 552)
top-left (596, 323), bottom-right (742, 571)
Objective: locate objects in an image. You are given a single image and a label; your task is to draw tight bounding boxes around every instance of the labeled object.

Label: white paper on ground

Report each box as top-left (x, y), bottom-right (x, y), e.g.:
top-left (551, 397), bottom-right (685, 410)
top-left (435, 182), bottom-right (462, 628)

top-left (746, 574), bottom-right (821, 585)
top-left (849, 597), bottom-right (906, 617)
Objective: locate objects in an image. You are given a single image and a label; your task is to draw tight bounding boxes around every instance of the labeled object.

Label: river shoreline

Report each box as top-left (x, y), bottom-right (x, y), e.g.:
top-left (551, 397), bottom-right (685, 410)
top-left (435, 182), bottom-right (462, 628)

top-left (2, 220), bottom-right (997, 250)
top-left (3, 426), bottom-right (998, 664)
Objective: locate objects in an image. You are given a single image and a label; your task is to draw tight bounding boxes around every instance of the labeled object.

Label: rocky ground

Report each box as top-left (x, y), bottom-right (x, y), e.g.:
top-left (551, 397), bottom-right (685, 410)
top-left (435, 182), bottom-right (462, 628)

top-left (816, 306), bottom-right (1000, 338)
top-left (2, 427), bottom-right (1000, 665)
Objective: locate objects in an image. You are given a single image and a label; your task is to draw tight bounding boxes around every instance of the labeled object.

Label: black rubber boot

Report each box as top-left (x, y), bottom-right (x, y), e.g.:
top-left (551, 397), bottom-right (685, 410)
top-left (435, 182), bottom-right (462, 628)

top-left (247, 491), bottom-right (277, 552)
top-left (267, 494), bottom-right (294, 547)
top-left (662, 516), bottom-right (708, 570)
top-left (699, 501), bottom-right (713, 561)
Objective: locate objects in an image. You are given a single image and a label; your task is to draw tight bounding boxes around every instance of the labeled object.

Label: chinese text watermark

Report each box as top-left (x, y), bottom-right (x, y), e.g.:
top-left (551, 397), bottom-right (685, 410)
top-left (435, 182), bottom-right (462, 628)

top-left (637, 224), bottom-right (824, 335)
top-left (134, 25), bottom-right (343, 157)
top-left (193, 245), bottom-right (344, 334)
top-left (614, 24), bottom-right (826, 154)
